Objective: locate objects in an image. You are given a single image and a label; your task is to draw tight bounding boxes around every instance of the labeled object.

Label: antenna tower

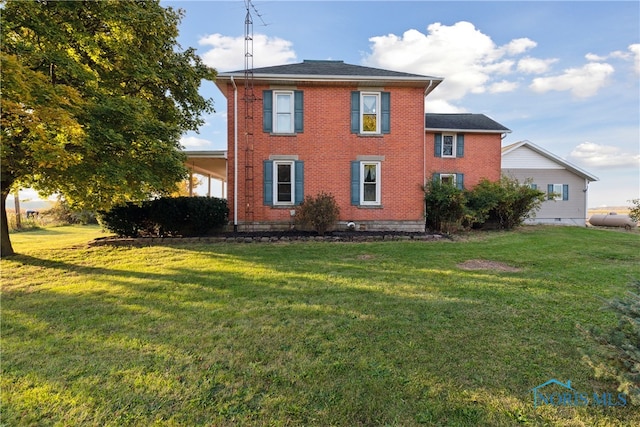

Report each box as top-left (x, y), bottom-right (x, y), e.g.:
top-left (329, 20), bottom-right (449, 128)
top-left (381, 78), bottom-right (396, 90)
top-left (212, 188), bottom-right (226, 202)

top-left (243, 0), bottom-right (257, 229)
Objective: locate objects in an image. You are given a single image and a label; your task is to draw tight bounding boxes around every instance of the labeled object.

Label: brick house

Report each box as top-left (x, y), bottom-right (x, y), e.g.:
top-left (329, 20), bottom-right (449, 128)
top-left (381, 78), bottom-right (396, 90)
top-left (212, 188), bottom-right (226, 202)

top-left (215, 60), bottom-right (509, 231)
top-left (426, 113), bottom-right (511, 189)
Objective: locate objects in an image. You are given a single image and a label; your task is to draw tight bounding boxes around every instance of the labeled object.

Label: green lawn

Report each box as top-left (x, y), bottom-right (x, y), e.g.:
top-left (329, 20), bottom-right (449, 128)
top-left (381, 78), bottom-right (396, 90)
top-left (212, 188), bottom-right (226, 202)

top-left (2, 225), bottom-right (639, 426)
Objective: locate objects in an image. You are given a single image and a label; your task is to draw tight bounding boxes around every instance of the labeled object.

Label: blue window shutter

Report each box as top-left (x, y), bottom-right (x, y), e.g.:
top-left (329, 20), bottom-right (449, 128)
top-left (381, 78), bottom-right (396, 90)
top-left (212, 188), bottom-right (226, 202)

top-left (456, 134), bottom-right (464, 157)
top-left (432, 173), bottom-right (440, 182)
top-left (263, 160), bottom-right (273, 205)
top-left (531, 184), bottom-right (537, 190)
top-left (351, 91), bottom-right (360, 133)
top-left (294, 91), bottom-right (304, 133)
top-left (294, 161), bottom-right (304, 205)
top-left (562, 184), bottom-right (569, 201)
top-left (381, 92), bottom-right (390, 134)
top-left (456, 173), bottom-right (464, 190)
top-left (547, 184), bottom-right (554, 200)
top-left (434, 134), bottom-right (442, 157)
top-left (351, 161), bottom-right (360, 205)
top-left (263, 90), bottom-right (273, 133)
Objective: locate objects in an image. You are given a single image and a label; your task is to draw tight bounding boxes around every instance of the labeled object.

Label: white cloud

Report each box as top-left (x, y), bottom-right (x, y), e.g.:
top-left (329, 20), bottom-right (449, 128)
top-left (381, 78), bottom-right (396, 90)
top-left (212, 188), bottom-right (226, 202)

top-left (629, 44), bottom-right (640, 74)
top-left (517, 56), bottom-right (558, 74)
top-left (585, 53), bottom-right (606, 62)
top-left (199, 33), bottom-right (296, 71)
top-left (489, 80), bottom-right (519, 93)
top-left (424, 99), bottom-right (467, 114)
top-left (568, 142), bottom-right (640, 168)
top-left (529, 62), bottom-right (614, 98)
top-left (363, 21), bottom-right (536, 108)
top-left (181, 136), bottom-right (214, 149)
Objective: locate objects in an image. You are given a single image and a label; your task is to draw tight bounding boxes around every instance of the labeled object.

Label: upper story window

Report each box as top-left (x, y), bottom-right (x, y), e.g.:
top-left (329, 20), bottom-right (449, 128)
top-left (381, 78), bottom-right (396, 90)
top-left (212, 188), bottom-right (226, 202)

top-left (434, 133), bottom-right (464, 158)
top-left (275, 91), bottom-right (294, 133)
top-left (263, 90), bottom-right (303, 134)
top-left (351, 91), bottom-right (390, 135)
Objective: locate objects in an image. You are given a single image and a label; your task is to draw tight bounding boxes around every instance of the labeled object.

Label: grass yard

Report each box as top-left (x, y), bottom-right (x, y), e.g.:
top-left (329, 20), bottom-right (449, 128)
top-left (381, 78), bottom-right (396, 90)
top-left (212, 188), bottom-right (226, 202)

top-left (2, 225), bottom-right (639, 426)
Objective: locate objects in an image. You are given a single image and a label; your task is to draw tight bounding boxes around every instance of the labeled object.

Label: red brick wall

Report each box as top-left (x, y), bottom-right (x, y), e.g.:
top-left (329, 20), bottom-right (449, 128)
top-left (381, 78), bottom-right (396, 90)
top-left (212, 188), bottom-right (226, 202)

top-left (225, 83), bottom-right (427, 226)
top-left (425, 132), bottom-right (502, 188)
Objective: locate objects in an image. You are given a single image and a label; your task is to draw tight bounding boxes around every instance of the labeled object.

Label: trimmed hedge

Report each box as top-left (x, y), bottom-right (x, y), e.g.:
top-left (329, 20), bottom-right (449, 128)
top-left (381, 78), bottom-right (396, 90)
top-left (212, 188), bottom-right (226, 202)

top-left (99, 196), bottom-right (228, 237)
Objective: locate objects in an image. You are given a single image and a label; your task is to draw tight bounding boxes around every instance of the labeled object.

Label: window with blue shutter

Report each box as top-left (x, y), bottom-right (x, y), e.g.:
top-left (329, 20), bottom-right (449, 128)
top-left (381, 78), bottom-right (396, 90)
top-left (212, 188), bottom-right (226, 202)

top-left (263, 91), bottom-right (273, 133)
top-left (456, 173), bottom-right (464, 190)
top-left (381, 92), bottom-right (390, 134)
top-left (350, 161), bottom-right (360, 205)
top-left (294, 161), bottom-right (304, 204)
top-left (350, 92), bottom-right (360, 133)
top-left (548, 184), bottom-right (567, 201)
top-left (562, 184), bottom-right (569, 201)
top-left (456, 134), bottom-right (464, 157)
top-left (434, 134), bottom-right (442, 157)
top-left (294, 91), bottom-right (303, 133)
top-left (263, 160), bottom-right (273, 205)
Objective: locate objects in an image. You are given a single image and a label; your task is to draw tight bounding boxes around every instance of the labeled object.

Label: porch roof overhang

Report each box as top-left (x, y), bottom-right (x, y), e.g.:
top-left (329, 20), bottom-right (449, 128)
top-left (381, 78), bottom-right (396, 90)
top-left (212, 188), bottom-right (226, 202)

top-left (184, 150), bottom-right (227, 181)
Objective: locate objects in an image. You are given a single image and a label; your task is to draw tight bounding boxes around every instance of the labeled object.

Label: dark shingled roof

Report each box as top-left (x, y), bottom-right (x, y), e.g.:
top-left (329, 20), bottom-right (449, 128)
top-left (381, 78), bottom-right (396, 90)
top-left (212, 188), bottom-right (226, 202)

top-left (221, 60), bottom-right (441, 80)
top-left (425, 113), bottom-right (510, 133)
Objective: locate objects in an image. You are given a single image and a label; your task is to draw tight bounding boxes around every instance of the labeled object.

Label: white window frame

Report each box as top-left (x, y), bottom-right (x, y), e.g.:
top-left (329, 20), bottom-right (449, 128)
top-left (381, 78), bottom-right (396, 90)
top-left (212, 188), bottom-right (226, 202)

top-left (550, 183), bottom-right (563, 201)
top-left (273, 90), bottom-right (294, 134)
top-left (360, 161), bottom-right (381, 205)
top-left (273, 160), bottom-right (295, 205)
top-left (441, 133), bottom-right (456, 158)
top-left (360, 92), bottom-right (381, 134)
top-left (440, 174), bottom-right (456, 186)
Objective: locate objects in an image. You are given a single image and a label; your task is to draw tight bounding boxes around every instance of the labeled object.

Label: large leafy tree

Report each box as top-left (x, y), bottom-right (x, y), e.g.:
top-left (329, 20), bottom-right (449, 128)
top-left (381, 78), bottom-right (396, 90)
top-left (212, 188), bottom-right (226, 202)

top-left (1, 0), bottom-right (216, 256)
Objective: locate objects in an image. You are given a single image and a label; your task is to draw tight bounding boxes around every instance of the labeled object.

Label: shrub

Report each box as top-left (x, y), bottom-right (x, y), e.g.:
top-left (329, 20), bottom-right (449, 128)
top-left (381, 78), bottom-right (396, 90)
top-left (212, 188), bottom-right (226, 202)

top-left (580, 279), bottom-right (640, 406)
top-left (629, 199), bottom-right (640, 223)
top-left (99, 196), bottom-right (228, 237)
top-left (40, 199), bottom-right (98, 225)
top-left (423, 180), bottom-right (467, 233)
top-left (295, 192), bottom-right (340, 235)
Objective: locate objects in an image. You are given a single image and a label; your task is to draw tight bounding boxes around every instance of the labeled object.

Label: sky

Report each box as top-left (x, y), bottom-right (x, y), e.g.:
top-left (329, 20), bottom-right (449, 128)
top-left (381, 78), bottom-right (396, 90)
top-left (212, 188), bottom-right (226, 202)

top-left (9, 0), bottom-right (639, 209)
top-left (167, 0), bottom-right (640, 208)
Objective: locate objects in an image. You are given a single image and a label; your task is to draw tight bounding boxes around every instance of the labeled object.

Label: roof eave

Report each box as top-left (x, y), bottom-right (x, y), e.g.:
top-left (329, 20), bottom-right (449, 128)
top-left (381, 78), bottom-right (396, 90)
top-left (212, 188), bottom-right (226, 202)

top-left (426, 128), bottom-right (511, 134)
top-left (216, 73), bottom-right (444, 85)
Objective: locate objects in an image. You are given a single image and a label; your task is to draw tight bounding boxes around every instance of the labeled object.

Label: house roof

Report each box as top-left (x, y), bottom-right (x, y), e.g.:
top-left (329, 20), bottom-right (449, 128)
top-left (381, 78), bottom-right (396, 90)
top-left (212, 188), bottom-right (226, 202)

top-left (425, 113), bottom-right (511, 133)
top-left (215, 60), bottom-right (443, 92)
top-left (501, 140), bottom-right (599, 182)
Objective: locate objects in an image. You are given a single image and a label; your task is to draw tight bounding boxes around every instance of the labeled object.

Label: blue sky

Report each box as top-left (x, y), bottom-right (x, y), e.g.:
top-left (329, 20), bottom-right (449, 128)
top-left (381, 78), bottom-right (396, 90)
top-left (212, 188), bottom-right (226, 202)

top-left (163, 0), bottom-right (639, 208)
top-left (10, 1), bottom-right (638, 210)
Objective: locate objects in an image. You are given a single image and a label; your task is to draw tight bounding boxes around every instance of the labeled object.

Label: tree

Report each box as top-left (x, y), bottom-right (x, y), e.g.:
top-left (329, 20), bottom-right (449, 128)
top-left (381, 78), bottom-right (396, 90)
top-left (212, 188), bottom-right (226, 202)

top-left (629, 199), bottom-right (640, 223)
top-left (1, 0), bottom-right (216, 256)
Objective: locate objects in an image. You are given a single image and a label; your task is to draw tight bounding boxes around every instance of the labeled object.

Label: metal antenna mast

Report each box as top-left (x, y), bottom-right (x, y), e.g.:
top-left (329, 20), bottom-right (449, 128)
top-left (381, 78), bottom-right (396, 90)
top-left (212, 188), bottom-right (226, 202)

top-left (243, 0), bottom-right (257, 230)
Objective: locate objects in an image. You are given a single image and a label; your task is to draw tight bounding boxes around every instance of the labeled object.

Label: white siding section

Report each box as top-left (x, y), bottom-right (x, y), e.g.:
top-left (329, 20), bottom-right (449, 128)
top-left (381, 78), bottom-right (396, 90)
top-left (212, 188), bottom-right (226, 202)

top-left (502, 146), bottom-right (563, 169)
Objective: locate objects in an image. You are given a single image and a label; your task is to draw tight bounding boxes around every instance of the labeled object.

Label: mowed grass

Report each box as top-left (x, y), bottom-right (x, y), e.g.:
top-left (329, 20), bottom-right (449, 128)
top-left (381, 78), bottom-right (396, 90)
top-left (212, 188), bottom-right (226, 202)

top-left (2, 225), bottom-right (639, 426)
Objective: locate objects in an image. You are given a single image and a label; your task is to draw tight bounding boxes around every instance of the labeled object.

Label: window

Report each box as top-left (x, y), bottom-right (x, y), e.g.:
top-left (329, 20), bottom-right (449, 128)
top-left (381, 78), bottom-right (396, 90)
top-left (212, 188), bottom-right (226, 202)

top-left (548, 184), bottom-right (568, 201)
top-left (434, 134), bottom-right (464, 158)
top-left (361, 93), bottom-right (379, 133)
top-left (263, 90), bottom-right (303, 133)
top-left (432, 172), bottom-right (464, 190)
top-left (263, 160), bottom-right (304, 205)
top-left (442, 135), bottom-right (455, 157)
top-left (275, 161), bottom-right (293, 204)
top-left (440, 173), bottom-right (456, 186)
top-left (351, 161), bottom-right (381, 205)
top-left (351, 91), bottom-right (390, 134)
top-left (275, 92), bottom-right (293, 133)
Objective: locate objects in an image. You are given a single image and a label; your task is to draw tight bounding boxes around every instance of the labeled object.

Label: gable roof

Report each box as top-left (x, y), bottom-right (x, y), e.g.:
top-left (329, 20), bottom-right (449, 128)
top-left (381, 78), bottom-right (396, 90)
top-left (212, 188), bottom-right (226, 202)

top-left (216, 60), bottom-right (443, 92)
top-left (425, 113), bottom-right (511, 133)
top-left (502, 140), bottom-right (599, 182)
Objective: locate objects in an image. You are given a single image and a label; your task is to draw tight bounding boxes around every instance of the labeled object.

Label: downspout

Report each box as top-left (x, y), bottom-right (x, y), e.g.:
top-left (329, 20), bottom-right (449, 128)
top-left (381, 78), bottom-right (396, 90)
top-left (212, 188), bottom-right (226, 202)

top-left (583, 178), bottom-right (589, 227)
top-left (231, 76), bottom-right (238, 232)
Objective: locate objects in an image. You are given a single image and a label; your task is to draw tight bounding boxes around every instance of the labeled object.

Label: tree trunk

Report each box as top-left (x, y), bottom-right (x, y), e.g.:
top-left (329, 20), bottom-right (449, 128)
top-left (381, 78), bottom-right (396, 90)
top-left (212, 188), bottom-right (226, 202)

top-left (1, 191), bottom-right (16, 257)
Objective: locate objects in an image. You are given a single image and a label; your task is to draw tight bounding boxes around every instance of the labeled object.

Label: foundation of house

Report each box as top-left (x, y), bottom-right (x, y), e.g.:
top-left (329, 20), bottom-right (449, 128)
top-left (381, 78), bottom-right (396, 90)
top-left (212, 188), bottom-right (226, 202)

top-left (228, 220), bottom-right (426, 233)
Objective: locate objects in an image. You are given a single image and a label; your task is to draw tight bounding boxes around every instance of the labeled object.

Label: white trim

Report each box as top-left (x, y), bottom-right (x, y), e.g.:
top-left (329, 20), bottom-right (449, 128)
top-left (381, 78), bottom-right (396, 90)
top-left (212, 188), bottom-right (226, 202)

top-left (439, 173), bottom-right (456, 186)
top-left (441, 133), bottom-right (456, 158)
top-left (273, 160), bottom-right (295, 205)
top-left (360, 161), bottom-right (381, 205)
top-left (360, 92), bottom-right (381, 134)
top-left (273, 90), bottom-right (294, 134)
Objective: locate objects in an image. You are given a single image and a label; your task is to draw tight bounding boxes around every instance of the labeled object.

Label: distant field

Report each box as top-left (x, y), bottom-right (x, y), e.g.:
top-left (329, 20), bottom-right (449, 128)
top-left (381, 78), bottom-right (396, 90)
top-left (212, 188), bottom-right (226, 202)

top-left (588, 206), bottom-right (631, 215)
top-left (2, 225), bottom-right (639, 426)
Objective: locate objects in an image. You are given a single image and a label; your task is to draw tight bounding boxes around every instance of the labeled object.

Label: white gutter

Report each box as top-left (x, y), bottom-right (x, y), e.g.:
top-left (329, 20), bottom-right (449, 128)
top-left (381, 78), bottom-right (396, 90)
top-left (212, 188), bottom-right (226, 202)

top-left (231, 76), bottom-right (238, 231)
